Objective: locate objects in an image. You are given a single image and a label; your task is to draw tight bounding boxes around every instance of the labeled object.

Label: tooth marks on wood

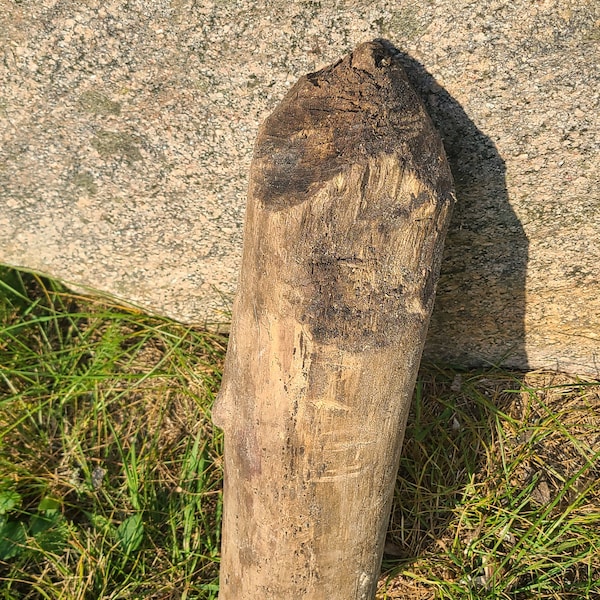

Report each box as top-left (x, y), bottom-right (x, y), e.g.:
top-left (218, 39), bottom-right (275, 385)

top-left (252, 40), bottom-right (452, 212)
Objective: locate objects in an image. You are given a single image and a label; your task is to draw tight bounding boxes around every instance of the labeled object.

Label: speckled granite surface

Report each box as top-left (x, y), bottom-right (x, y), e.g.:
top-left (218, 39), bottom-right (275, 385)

top-left (1, 0), bottom-right (599, 374)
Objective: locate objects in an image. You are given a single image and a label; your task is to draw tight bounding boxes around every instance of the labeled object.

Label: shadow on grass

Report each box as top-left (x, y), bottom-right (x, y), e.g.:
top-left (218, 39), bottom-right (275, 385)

top-left (384, 367), bottom-right (522, 565)
top-left (383, 366), bottom-right (600, 598)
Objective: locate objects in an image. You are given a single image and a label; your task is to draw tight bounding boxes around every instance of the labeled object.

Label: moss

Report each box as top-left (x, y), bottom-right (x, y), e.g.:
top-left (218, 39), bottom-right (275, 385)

top-left (583, 26), bottom-right (600, 42)
top-left (78, 90), bottom-right (122, 116)
top-left (71, 171), bottom-right (98, 195)
top-left (91, 130), bottom-right (142, 163)
top-left (382, 6), bottom-right (429, 41)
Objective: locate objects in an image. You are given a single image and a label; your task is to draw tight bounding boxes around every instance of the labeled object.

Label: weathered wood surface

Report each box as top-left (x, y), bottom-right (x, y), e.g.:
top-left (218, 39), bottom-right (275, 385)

top-left (212, 40), bottom-right (455, 599)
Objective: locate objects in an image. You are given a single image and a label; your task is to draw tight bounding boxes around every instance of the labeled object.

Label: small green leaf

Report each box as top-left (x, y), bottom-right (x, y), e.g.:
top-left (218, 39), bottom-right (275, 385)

top-left (0, 520), bottom-right (27, 559)
top-left (117, 514), bottom-right (143, 555)
top-left (30, 512), bottom-right (61, 537)
top-left (88, 513), bottom-right (116, 538)
top-left (0, 491), bottom-right (21, 515)
top-left (30, 497), bottom-right (63, 537)
top-left (38, 497), bottom-right (61, 514)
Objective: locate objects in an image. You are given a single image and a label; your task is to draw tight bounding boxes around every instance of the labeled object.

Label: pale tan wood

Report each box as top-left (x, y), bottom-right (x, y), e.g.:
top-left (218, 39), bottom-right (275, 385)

top-left (212, 40), bottom-right (455, 600)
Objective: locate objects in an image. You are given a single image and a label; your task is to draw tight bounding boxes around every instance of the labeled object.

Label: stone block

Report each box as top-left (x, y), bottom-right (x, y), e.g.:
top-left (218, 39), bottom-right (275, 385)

top-left (1, 1), bottom-right (598, 375)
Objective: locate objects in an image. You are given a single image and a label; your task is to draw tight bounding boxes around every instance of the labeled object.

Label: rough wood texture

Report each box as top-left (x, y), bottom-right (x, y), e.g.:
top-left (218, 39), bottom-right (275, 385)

top-left (212, 40), bottom-right (455, 599)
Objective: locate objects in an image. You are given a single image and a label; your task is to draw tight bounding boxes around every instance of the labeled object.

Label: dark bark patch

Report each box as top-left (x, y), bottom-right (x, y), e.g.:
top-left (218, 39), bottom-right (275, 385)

top-left (252, 39), bottom-right (449, 211)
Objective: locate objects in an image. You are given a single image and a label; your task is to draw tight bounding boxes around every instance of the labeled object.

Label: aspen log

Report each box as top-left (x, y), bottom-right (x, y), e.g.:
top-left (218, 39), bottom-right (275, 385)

top-left (212, 40), bottom-right (455, 600)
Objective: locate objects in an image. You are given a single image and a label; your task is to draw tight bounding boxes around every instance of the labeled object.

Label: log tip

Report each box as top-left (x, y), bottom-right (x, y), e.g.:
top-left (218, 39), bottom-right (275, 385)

top-left (251, 38), bottom-right (450, 213)
top-left (349, 39), bottom-right (396, 74)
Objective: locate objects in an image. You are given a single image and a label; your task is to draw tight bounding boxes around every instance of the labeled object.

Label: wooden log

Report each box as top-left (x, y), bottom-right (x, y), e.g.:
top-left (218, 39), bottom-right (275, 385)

top-left (212, 40), bottom-right (455, 600)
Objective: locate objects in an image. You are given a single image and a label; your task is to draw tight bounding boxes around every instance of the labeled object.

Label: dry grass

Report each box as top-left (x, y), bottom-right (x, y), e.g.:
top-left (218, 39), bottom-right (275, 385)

top-left (379, 370), bottom-right (600, 599)
top-left (1, 267), bottom-right (599, 599)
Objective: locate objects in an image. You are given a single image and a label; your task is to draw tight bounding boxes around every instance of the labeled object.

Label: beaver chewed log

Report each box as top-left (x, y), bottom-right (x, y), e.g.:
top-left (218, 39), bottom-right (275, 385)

top-left (212, 40), bottom-right (455, 600)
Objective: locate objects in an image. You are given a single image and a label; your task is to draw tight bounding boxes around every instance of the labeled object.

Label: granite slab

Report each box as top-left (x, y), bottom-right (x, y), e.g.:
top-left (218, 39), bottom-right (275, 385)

top-left (1, 0), bottom-right (599, 375)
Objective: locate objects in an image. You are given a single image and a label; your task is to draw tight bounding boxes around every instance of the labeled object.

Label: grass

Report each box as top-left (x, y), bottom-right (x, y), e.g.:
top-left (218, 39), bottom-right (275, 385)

top-left (382, 371), bottom-right (600, 599)
top-left (0, 266), bottom-right (598, 599)
top-left (0, 268), bottom-right (225, 599)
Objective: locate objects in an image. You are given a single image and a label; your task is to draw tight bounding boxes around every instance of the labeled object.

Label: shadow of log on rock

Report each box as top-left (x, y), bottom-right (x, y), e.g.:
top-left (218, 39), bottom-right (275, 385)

top-left (395, 48), bottom-right (528, 372)
top-left (379, 42), bottom-right (528, 572)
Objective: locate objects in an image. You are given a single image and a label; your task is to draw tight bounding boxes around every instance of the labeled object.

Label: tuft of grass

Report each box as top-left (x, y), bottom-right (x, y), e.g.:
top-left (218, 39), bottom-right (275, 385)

top-left (0, 267), bottom-right (226, 599)
top-left (0, 266), bottom-right (598, 599)
top-left (380, 370), bottom-right (600, 599)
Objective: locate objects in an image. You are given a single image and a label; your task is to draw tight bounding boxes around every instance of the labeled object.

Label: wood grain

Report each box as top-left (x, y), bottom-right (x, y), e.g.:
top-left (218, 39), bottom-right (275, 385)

top-left (213, 40), bottom-right (455, 599)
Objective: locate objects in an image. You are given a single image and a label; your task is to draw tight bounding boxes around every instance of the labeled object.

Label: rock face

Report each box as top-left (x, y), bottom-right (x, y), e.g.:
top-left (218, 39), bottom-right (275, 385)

top-left (1, 1), bottom-right (598, 375)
